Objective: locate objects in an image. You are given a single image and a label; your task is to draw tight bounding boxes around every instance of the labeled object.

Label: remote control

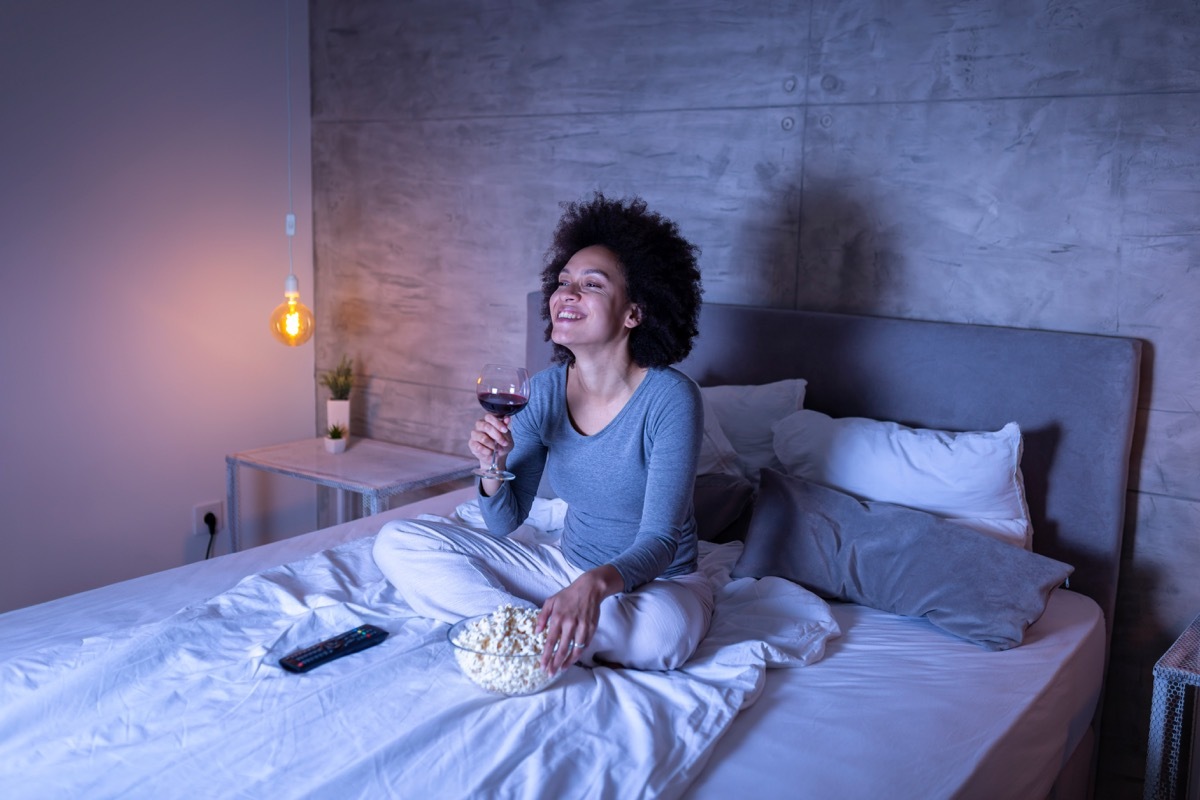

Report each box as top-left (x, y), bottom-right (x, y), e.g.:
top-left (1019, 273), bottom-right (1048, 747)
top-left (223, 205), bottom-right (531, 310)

top-left (279, 624), bottom-right (389, 673)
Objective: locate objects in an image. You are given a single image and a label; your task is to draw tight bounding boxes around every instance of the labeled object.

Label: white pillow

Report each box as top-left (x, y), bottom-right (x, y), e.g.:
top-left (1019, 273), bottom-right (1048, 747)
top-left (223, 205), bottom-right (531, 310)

top-left (701, 379), bottom-right (807, 476)
top-left (772, 409), bottom-right (1032, 549)
top-left (696, 394), bottom-right (744, 477)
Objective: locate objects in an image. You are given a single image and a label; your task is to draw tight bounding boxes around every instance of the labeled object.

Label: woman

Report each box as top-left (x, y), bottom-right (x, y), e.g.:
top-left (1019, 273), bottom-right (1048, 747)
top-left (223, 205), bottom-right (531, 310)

top-left (373, 192), bottom-right (708, 675)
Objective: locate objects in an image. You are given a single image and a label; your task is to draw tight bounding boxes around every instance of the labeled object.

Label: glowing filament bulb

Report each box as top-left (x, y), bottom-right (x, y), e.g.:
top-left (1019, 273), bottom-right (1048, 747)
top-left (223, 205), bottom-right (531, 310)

top-left (270, 274), bottom-right (314, 346)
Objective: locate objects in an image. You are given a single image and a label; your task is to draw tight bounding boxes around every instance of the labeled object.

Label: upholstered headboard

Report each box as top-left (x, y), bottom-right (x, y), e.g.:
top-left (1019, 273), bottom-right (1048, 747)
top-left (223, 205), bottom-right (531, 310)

top-left (525, 292), bottom-right (1142, 646)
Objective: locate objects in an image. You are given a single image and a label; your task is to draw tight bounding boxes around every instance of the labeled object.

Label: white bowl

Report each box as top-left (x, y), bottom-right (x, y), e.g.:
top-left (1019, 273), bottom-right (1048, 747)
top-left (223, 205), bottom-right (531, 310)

top-left (447, 612), bottom-right (566, 696)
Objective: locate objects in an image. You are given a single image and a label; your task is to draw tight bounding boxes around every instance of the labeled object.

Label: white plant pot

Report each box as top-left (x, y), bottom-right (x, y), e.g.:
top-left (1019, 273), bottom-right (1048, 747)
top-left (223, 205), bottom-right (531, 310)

top-left (327, 398), bottom-right (351, 438)
top-left (324, 437), bottom-right (347, 454)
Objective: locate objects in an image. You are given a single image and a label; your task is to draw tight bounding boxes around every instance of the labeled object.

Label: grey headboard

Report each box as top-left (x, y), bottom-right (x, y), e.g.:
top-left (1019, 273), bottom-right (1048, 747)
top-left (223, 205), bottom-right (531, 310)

top-left (525, 292), bottom-right (1142, 646)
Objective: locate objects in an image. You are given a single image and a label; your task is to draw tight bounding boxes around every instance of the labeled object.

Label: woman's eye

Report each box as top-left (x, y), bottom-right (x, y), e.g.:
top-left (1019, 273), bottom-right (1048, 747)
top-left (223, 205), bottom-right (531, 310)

top-left (555, 278), bottom-right (602, 290)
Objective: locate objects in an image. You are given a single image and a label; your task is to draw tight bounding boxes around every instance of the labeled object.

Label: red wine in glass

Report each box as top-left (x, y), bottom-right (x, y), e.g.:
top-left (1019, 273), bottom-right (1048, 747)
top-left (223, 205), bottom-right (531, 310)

top-left (478, 392), bottom-right (528, 417)
top-left (474, 364), bottom-right (530, 481)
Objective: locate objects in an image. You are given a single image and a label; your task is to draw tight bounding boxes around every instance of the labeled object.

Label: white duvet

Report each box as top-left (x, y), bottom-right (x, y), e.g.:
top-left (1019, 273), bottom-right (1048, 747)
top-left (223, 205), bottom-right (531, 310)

top-left (0, 512), bottom-right (838, 800)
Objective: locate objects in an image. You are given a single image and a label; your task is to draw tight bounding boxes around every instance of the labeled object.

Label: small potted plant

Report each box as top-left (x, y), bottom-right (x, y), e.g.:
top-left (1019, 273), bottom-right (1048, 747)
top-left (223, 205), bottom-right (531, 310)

top-left (324, 423), bottom-right (347, 454)
top-left (320, 355), bottom-right (354, 437)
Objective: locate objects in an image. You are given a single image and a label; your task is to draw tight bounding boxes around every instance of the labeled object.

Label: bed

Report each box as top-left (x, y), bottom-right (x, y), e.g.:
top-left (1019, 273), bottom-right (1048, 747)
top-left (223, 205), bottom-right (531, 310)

top-left (0, 293), bottom-right (1141, 799)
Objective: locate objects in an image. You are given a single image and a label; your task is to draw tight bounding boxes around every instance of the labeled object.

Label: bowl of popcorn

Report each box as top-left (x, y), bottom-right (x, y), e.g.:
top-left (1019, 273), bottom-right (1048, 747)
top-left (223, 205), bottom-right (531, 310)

top-left (447, 604), bottom-right (566, 696)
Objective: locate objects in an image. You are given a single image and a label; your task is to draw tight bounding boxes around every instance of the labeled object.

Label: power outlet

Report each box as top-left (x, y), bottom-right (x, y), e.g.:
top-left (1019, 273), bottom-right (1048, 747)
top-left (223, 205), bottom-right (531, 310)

top-left (193, 500), bottom-right (225, 538)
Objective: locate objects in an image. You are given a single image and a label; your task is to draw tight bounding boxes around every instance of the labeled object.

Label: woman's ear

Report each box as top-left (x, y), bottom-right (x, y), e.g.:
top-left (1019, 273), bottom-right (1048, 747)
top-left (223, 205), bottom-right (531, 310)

top-left (624, 304), bottom-right (642, 330)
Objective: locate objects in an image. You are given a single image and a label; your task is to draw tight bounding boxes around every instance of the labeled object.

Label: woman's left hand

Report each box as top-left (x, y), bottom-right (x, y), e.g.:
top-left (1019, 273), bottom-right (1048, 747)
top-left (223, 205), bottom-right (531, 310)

top-left (537, 565), bottom-right (622, 674)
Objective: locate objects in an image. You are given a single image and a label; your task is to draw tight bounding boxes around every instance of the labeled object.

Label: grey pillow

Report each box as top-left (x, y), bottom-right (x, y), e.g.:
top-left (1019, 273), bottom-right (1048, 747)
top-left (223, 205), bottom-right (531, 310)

top-left (732, 469), bottom-right (1073, 650)
top-left (694, 472), bottom-right (755, 543)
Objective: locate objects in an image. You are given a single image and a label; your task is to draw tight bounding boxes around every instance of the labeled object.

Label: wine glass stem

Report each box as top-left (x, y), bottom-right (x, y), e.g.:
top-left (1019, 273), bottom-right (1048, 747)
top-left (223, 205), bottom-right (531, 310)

top-left (493, 418), bottom-right (505, 474)
top-left (489, 414), bottom-right (508, 476)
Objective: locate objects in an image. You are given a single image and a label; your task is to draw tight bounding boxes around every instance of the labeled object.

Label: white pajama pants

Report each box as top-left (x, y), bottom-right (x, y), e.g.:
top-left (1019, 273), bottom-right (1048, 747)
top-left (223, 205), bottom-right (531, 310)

top-left (372, 518), bottom-right (714, 670)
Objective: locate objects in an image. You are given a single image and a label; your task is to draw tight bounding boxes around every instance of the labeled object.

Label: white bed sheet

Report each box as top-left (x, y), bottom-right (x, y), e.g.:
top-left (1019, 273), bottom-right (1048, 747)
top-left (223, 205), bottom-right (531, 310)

top-left (0, 496), bottom-right (840, 800)
top-left (0, 488), bottom-right (1105, 800)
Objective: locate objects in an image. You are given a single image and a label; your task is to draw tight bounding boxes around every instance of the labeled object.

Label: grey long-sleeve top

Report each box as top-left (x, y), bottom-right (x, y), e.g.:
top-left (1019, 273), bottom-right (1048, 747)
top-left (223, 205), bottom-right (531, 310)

top-left (479, 363), bottom-right (702, 592)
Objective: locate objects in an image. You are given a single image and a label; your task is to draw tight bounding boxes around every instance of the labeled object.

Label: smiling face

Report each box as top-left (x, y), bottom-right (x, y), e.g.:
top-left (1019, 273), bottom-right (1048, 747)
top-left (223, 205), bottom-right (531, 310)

top-left (549, 245), bottom-right (640, 358)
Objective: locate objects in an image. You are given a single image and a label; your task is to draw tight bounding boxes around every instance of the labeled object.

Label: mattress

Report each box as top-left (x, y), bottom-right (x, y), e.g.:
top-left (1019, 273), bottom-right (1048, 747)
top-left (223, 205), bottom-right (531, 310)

top-left (687, 589), bottom-right (1104, 799)
top-left (0, 487), bottom-right (1104, 799)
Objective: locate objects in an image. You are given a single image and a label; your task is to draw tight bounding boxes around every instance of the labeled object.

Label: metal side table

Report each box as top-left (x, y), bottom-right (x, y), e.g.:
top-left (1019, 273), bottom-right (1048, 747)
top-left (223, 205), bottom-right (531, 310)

top-left (1146, 612), bottom-right (1200, 799)
top-left (226, 437), bottom-right (475, 552)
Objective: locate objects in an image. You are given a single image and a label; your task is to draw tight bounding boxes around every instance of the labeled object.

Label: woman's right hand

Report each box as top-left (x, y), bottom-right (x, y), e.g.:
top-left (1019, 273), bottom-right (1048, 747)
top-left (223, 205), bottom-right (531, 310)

top-left (469, 413), bottom-right (513, 473)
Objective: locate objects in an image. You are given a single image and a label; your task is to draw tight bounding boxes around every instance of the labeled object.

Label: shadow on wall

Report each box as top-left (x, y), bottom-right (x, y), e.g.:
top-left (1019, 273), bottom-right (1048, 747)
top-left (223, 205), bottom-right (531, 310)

top-left (794, 179), bottom-right (900, 317)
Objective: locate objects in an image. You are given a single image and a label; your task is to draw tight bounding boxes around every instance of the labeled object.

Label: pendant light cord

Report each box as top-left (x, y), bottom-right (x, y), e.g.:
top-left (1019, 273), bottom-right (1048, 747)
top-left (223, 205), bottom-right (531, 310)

top-left (284, 0), bottom-right (295, 278)
top-left (268, 0), bottom-right (313, 346)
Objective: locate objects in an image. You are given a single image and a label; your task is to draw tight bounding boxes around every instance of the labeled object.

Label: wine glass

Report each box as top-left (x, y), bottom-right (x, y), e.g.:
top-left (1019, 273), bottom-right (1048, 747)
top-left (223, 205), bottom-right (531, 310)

top-left (473, 363), bottom-right (531, 481)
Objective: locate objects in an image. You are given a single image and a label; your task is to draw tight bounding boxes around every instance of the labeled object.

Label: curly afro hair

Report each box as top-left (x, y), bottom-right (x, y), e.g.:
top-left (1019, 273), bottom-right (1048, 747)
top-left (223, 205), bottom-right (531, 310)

top-left (540, 193), bottom-right (703, 368)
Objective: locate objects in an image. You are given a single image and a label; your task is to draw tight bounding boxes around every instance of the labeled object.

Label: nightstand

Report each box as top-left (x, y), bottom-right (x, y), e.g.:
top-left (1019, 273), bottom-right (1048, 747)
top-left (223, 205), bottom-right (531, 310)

top-left (1146, 612), bottom-right (1200, 800)
top-left (225, 437), bottom-right (475, 552)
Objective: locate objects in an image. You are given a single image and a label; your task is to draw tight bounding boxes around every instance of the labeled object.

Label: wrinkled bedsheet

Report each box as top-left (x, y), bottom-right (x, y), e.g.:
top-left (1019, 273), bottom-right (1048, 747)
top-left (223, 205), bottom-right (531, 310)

top-left (0, 516), bottom-right (838, 800)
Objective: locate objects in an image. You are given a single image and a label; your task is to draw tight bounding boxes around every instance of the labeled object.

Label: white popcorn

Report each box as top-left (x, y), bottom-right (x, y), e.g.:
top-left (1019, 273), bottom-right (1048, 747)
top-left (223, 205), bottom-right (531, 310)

top-left (450, 604), bottom-right (560, 695)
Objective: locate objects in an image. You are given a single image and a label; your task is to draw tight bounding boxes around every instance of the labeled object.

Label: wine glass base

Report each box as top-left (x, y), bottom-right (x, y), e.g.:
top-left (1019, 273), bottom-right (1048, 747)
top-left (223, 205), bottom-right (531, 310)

top-left (473, 467), bottom-right (516, 481)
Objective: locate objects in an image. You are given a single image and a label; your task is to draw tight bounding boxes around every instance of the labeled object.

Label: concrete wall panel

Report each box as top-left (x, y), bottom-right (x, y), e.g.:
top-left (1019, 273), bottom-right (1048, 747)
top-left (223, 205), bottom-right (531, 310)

top-left (312, 109), bottom-right (803, 393)
top-left (799, 97), bottom-right (1127, 329)
top-left (312, 0), bottom-right (808, 120)
top-left (808, 0), bottom-right (1200, 103)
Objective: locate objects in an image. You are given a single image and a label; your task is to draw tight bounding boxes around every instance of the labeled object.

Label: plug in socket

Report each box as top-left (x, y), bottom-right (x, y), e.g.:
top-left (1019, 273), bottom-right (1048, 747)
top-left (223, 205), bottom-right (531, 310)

top-left (193, 500), bottom-right (225, 537)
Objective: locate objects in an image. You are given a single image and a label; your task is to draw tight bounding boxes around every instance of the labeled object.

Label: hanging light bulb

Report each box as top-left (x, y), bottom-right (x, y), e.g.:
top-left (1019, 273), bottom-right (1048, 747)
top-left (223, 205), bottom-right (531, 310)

top-left (269, 0), bottom-right (313, 347)
top-left (270, 252), bottom-right (314, 346)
